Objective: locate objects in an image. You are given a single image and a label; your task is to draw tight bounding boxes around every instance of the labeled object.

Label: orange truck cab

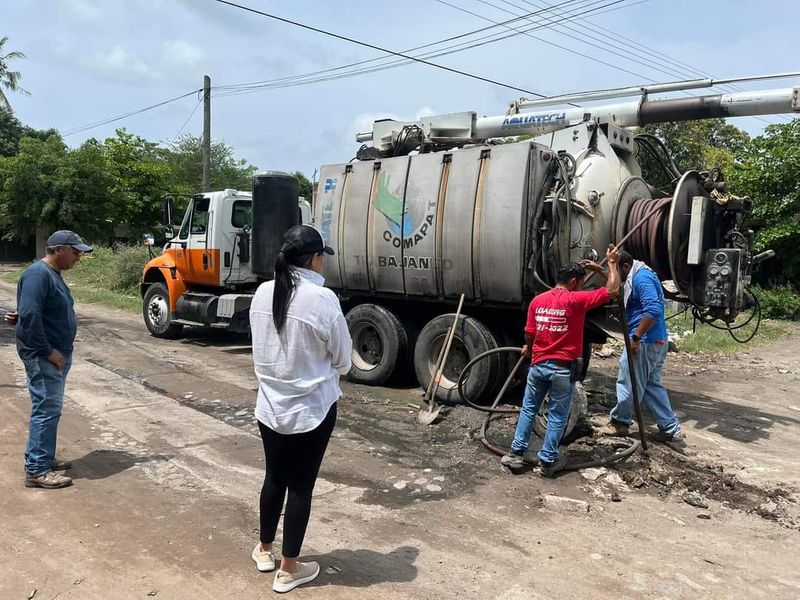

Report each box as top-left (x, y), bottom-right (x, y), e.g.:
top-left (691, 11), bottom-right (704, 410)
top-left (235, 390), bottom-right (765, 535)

top-left (140, 172), bottom-right (311, 338)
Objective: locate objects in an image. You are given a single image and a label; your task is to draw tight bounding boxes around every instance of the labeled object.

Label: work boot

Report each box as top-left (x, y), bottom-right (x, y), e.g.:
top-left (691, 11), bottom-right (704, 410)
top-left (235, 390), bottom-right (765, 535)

top-left (273, 561), bottom-right (320, 593)
top-left (539, 454), bottom-right (569, 478)
top-left (51, 459), bottom-right (72, 471)
top-left (597, 419), bottom-right (629, 437)
top-left (25, 471), bottom-right (73, 489)
top-left (651, 429), bottom-right (686, 445)
top-left (500, 452), bottom-right (524, 470)
top-left (251, 543), bottom-right (276, 572)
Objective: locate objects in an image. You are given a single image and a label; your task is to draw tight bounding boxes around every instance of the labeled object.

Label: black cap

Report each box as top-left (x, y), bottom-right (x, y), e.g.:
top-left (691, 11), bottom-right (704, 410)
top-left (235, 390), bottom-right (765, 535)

top-left (280, 225), bottom-right (334, 257)
top-left (46, 230), bottom-right (93, 253)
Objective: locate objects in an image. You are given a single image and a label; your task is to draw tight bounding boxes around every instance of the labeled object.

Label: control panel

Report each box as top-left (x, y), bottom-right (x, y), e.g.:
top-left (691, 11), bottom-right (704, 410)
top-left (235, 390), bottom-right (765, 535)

top-left (703, 249), bottom-right (746, 308)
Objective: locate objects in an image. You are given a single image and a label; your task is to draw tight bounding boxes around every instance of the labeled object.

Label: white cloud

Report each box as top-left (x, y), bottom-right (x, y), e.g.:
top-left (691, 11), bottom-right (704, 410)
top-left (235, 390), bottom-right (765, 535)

top-left (78, 39), bottom-right (205, 86)
top-left (59, 0), bottom-right (102, 21)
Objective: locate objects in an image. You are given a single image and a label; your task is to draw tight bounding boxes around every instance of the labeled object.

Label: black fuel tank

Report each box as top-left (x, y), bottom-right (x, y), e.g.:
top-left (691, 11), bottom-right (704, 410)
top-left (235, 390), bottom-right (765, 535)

top-left (251, 171), bottom-right (300, 279)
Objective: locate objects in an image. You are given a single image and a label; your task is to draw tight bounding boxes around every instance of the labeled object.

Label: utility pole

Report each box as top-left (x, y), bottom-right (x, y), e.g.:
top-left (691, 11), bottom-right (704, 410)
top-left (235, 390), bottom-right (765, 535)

top-left (202, 74), bottom-right (211, 192)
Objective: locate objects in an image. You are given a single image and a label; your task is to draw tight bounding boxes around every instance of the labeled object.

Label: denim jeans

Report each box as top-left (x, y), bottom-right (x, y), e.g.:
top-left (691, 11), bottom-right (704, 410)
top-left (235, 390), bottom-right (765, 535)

top-left (23, 354), bottom-right (72, 477)
top-left (510, 360), bottom-right (574, 463)
top-left (611, 341), bottom-right (680, 436)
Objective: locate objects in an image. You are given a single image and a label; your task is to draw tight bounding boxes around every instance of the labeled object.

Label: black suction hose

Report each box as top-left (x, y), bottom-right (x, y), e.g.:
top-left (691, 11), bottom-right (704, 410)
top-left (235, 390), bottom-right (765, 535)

top-left (457, 347), bottom-right (641, 470)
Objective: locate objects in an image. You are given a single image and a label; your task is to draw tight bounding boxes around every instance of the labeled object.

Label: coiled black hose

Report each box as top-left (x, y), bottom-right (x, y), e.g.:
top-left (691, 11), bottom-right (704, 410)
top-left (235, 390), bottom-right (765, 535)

top-left (457, 347), bottom-right (641, 471)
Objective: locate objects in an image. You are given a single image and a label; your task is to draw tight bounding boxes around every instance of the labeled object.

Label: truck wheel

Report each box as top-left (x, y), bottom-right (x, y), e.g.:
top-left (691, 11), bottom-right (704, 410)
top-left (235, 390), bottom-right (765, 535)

top-left (143, 283), bottom-right (184, 339)
top-left (346, 304), bottom-right (407, 385)
top-left (414, 315), bottom-right (500, 405)
top-left (534, 381), bottom-right (588, 440)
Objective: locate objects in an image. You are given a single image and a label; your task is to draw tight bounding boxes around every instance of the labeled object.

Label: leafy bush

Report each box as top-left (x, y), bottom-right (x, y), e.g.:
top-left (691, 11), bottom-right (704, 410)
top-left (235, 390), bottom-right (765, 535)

top-left (65, 244), bottom-right (151, 296)
top-left (753, 285), bottom-right (800, 321)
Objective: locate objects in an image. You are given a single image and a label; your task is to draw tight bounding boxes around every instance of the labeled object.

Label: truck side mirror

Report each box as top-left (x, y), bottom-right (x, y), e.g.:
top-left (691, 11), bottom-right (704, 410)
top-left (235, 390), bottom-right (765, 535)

top-left (163, 197), bottom-right (176, 236)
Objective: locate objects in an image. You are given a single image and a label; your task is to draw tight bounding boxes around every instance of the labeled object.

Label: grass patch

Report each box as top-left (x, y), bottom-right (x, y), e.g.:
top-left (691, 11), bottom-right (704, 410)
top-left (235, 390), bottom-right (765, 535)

top-left (1, 245), bottom-right (150, 314)
top-left (0, 269), bottom-right (23, 284)
top-left (68, 286), bottom-right (141, 313)
top-left (667, 311), bottom-right (791, 355)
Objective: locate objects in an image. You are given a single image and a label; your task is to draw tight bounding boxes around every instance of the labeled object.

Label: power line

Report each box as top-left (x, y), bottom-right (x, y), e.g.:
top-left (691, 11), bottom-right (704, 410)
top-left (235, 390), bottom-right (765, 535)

top-left (506, 0), bottom-right (790, 124)
top-left (213, 0), bottom-right (589, 92)
top-left (62, 89), bottom-right (201, 137)
top-left (56, 0), bottom-right (633, 137)
top-left (211, 0), bottom-right (626, 98)
top-left (212, 0), bottom-right (642, 99)
top-left (169, 95), bottom-right (204, 145)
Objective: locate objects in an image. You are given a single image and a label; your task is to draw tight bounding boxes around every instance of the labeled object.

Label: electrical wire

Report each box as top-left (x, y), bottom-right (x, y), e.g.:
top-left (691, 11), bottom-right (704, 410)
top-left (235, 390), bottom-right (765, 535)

top-left (168, 95), bottom-right (203, 145)
top-left (59, 0), bottom-right (599, 137)
top-left (62, 89), bottom-right (201, 137)
top-left (211, 0), bottom-right (641, 100)
top-left (509, 0), bottom-right (791, 125)
top-left (213, 0), bottom-right (589, 93)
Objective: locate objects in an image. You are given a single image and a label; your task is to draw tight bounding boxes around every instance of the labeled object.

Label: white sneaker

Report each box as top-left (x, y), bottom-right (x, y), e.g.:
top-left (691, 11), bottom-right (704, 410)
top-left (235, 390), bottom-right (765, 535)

top-left (273, 561), bottom-right (320, 593)
top-left (251, 543), bottom-right (275, 572)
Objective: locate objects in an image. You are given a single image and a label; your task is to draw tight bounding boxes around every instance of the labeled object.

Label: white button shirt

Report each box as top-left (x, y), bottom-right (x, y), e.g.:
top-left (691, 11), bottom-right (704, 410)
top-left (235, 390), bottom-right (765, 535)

top-left (250, 268), bottom-right (352, 434)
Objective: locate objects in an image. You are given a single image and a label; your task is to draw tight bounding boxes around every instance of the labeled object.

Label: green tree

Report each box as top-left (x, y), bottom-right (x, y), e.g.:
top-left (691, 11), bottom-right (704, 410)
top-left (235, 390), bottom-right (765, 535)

top-left (163, 134), bottom-right (257, 194)
top-left (0, 108), bottom-right (60, 157)
top-left (636, 119), bottom-right (750, 189)
top-left (292, 170), bottom-right (313, 205)
top-left (102, 129), bottom-right (173, 238)
top-left (0, 37), bottom-right (29, 112)
top-left (728, 120), bottom-right (800, 285)
top-left (0, 133), bottom-right (97, 242)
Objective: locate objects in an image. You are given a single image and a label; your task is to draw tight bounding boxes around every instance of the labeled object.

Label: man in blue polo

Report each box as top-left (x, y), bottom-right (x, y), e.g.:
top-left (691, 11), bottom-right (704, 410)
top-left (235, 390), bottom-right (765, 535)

top-left (8, 230), bottom-right (93, 488)
top-left (600, 250), bottom-right (683, 443)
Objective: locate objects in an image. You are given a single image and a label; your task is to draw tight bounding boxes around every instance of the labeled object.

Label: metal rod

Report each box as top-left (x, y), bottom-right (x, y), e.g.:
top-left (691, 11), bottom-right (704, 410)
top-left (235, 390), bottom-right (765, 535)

top-left (617, 295), bottom-right (648, 452)
top-left (515, 71), bottom-right (800, 110)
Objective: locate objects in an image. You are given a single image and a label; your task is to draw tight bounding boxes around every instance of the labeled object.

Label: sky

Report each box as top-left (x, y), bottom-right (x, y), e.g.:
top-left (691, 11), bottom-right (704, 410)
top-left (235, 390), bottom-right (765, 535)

top-left (4, 0), bottom-right (799, 181)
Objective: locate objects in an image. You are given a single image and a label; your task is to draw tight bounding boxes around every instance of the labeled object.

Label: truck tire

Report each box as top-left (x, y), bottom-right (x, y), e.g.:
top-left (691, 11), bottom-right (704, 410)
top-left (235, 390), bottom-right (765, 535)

top-left (533, 380), bottom-right (588, 440)
top-left (414, 314), bottom-right (501, 405)
top-left (143, 283), bottom-right (184, 339)
top-left (346, 304), bottom-right (407, 385)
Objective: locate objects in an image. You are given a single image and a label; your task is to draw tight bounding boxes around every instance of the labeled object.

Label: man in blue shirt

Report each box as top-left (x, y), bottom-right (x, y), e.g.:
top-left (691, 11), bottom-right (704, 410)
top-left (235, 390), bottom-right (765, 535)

top-left (600, 250), bottom-right (683, 443)
top-left (5, 230), bottom-right (93, 488)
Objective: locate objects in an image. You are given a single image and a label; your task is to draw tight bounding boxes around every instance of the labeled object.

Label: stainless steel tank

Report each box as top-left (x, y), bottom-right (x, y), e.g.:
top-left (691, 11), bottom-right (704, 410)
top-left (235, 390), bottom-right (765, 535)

top-left (316, 141), bottom-right (554, 304)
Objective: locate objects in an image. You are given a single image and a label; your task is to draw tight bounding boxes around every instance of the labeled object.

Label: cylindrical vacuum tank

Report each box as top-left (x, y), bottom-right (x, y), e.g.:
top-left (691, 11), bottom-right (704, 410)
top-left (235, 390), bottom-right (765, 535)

top-left (251, 171), bottom-right (300, 279)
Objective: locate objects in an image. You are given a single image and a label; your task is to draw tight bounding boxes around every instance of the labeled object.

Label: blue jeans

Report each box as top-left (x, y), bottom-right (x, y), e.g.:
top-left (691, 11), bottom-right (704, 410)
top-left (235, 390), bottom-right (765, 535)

top-left (510, 361), bottom-right (574, 463)
top-left (611, 341), bottom-right (680, 436)
top-left (23, 354), bottom-right (72, 477)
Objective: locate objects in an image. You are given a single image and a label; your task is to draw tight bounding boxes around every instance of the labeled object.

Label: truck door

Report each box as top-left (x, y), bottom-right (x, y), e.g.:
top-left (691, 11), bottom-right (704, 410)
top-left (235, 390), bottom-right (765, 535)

top-left (174, 196), bottom-right (219, 286)
top-left (219, 197), bottom-right (255, 286)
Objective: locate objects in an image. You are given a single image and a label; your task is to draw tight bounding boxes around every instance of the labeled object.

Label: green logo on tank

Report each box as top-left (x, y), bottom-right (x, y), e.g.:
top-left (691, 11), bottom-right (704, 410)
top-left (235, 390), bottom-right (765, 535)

top-left (375, 172), bottom-right (411, 236)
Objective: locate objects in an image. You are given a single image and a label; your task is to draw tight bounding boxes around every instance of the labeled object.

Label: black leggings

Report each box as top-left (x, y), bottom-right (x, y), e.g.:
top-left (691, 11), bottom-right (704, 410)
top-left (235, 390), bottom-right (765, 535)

top-left (258, 403), bottom-right (337, 558)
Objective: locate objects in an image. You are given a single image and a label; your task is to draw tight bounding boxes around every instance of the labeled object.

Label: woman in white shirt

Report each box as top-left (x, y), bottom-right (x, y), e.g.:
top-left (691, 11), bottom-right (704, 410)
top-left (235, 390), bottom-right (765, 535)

top-left (249, 225), bottom-right (352, 593)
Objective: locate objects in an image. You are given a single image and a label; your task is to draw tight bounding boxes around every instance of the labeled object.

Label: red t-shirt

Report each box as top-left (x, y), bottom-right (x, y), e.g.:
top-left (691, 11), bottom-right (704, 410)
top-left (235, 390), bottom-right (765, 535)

top-left (525, 287), bottom-right (610, 364)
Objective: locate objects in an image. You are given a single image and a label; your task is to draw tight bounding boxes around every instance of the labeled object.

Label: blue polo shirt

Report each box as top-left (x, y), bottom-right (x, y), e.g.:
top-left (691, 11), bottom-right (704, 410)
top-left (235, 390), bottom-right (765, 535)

top-left (626, 267), bottom-right (668, 342)
top-left (15, 260), bottom-right (77, 360)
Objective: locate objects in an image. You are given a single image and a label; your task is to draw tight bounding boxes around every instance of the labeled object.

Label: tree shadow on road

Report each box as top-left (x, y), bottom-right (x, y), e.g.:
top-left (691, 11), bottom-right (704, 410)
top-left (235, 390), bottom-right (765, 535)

top-left (668, 389), bottom-right (800, 444)
top-left (300, 545), bottom-right (419, 589)
top-left (70, 449), bottom-right (171, 480)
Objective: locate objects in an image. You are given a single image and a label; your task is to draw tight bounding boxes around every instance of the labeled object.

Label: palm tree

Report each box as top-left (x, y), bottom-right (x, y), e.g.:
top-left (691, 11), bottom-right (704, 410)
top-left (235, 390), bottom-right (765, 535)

top-left (0, 37), bottom-right (30, 112)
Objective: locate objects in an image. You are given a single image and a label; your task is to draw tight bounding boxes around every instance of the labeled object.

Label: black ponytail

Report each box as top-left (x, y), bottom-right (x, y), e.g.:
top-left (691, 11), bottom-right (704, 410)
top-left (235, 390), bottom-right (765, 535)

top-left (272, 249), bottom-right (316, 332)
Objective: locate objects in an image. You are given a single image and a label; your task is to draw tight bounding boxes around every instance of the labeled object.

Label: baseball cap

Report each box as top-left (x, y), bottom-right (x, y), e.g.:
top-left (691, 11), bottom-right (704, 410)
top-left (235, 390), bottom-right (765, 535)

top-left (46, 230), bottom-right (94, 253)
top-left (280, 225), bottom-right (334, 257)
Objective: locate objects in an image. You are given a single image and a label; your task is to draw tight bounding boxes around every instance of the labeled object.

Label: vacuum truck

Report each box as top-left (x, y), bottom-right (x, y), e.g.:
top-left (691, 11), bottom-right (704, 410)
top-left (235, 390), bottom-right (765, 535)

top-left (140, 72), bottom-right (798, 404)
top-left (314, 75), bottom-right (799, 402)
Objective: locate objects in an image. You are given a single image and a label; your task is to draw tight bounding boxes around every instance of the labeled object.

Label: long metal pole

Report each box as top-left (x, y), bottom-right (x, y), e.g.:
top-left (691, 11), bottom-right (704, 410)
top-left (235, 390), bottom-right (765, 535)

top-left (202, 74), bottom-right (211, 192)
top-left (617, 295), bottom-right (648, 452)
top-left (515, 71), bottom-right (800, 109)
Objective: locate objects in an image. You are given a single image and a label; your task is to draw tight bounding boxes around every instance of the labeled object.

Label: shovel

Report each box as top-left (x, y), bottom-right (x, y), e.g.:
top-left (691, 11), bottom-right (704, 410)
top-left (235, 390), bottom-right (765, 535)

top-left (418, 294), bottom-right (466, 425)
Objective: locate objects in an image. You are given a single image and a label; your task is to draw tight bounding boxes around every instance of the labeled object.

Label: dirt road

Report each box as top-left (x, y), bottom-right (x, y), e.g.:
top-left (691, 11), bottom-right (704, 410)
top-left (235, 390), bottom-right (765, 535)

top-left (1, 275), bottom-right (799, 599)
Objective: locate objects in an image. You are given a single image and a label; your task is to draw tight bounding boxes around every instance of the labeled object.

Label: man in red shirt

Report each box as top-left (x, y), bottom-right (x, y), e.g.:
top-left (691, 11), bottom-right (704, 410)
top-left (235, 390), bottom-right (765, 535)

top-left (501, 248), bottom-right (620, 476)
